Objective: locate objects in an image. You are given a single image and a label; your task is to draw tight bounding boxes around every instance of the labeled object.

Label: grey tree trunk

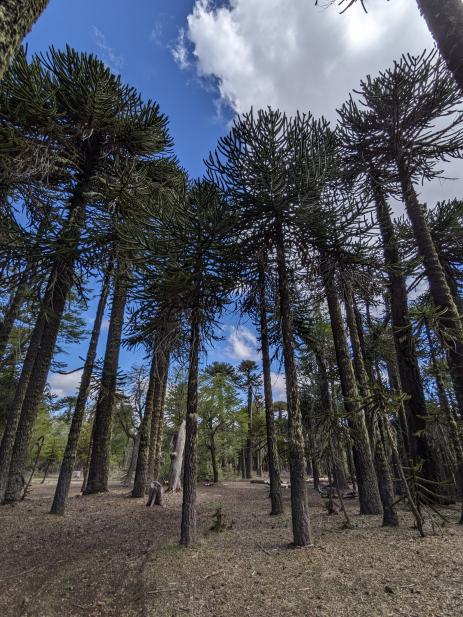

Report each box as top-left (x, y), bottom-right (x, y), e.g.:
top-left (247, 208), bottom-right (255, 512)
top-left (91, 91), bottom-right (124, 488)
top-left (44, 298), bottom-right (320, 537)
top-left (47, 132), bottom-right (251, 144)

top-left (50, 266), bottom-right (111, 514)
top-left (147, 349), bottom-right (170, 485)
top-left (180, 308), bottom-right (200, 546)
top-left (275, 219), bottom-right (312, 547)
top-left (0, 0), bottom-right (50, 80)
top-left (398, 161), bottom-right (463, 423)
top-left (320, 257), bottom-right (382, 515)
top-left (168, 421), bottom-right (186, 492)
top-left (416, 0), bottom-right (463, 95)
top-left (258, 256), bottom-right (283, 515)
top-left (84, 259), bottom-right (129, 494)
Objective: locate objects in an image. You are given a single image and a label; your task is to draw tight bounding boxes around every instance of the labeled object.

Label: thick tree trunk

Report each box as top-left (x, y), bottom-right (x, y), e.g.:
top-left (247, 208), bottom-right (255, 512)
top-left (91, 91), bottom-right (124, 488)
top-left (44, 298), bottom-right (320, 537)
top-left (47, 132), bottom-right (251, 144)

top-left (275, 220), bottom-right (312, 547)
top-left (258, 256), bottom-right (283, 515)
top-left (320, 257), bottom-right (382, 515)
top-left (398, 162), bottom-right (463, 422)
top-left (0, 310), bottom-right (45, 502)
top-left (4, 154), bottom-right (97, 503)
top-left (50, 266), bottom-right (111, 514)
top-left (168, 420), bottom-right (186, 492)
top-left (180, 308), bottom-right (200, 547)
top-left (374, 180), bottom-right (437, 474)
top-left (84, 259), bottom-right (129, 494)
top-left (416, 0), bottom-right (463, 95)
top-left (0, 0), bottom-right (50, 80)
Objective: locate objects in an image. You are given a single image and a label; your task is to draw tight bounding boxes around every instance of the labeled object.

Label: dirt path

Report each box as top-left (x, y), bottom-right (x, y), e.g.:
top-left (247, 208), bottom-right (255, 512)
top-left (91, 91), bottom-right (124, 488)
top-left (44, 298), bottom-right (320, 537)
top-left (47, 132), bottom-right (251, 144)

top-left (1, 480), bottom-right (462, 616)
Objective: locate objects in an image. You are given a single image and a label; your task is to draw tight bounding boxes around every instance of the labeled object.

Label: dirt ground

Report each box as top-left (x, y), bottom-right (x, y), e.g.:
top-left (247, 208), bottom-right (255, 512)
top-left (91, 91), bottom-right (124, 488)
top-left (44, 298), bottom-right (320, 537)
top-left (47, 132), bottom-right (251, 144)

top-left (1, 478), bottom-right (462, 617)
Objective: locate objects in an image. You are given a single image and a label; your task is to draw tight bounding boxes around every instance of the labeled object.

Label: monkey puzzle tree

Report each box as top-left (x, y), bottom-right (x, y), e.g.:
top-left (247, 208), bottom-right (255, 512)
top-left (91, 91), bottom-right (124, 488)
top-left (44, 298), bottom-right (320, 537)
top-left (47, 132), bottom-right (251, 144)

top-left (237, 359), bottom-right (261, 480)
top-left (207, 108), bottom-right (327, 546)
top-left (342, 51), bottom-right (463, 441)
top-left (1, 46), bottom-right (172, 503)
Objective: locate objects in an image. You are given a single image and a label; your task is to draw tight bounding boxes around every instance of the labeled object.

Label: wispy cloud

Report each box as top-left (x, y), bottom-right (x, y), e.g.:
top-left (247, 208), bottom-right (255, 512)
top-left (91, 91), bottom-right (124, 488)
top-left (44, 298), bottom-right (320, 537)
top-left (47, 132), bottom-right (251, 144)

top-left (172, 27), bottom-right (190, 70)
top-left (225, 325), bottom-right (260, 362)
top-left (270, 371), bottom-right (286, 401)
top-left (49, 370), bottom-right (83, 398)
top-left (93, 26), bottom-right (124, 73)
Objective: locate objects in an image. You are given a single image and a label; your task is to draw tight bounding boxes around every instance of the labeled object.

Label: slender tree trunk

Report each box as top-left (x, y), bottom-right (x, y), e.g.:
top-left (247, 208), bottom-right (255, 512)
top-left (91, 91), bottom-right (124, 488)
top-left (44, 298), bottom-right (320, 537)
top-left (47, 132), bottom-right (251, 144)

top-left (0, 0), bottom-right (50, 80)
top-left (84, 259), bottom-right (129, 494)
top-left (416, 0), bottom-right (463, 95)
top-left (180, 307), bottom-right (200, 547)
top-left (398, 162), bottom-right (463, 421)
top-left (168, 420), bottom-right (186, 492)
top-left (320, 256), bottom-right (382, 515)
top-left (258, 256), bottom-right (283, 515)
top-left (124, 431), bottom-right (139, 487)
top-left (424, 318), bottom-right (463, 523)
top-left (132, 333), bottom-right (165, 498)
top-left (245, 385), bottom-right (253, 479)
top-left (50, 266), bottom-right (111, 514)
top-left (374, 179), bottom-right (437, 473)
top-left (148, 349), bottom-right (170, 485)
top-left (209, 434), bottom-right (219, 483)
top-left (0, 310), bottom-right (45, 502)
top-left (275, 220), bottom-right (312, 547)
top-left (344, 284), bottom-right (398, 525)
top-left (4, 153), bottom-right (97, 503)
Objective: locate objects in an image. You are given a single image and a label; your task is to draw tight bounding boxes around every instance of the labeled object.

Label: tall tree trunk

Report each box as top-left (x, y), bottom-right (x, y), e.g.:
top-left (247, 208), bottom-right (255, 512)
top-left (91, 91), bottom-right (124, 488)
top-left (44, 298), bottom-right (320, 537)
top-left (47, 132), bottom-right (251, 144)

top-left (258, 256), bottom-right (283, 515)
top-left (275, 219), bottom-right (312, 547)
top-left (320, 256), bottom-right (382, 515)
top-left (168, 420), bottom-right (186, 492)
top-left (4, 153), bottom-right (97, 503)
top-left (0, 311), bottom-right (45, 502)
top-left (374, 179), bottom-right (437, 474)
top-left (132, 332), bottom-right (166, 498)
top-left (397, 161), bottom-right (463, 421)
top-left (344, 283), bottom-right (398, 526)
top-left (148, 349), bottom-right (170, 485)
top-left (0, 0), bottom-right (50, 80)
top-left (209, 433), bottom-right (218, 483)
top-left (84, 259), bottom-right (129, 494)
top-left (50, 266), bottom-right (111, 515)
top-left (416, 0), bottom-right (463, 95)
top-left (180, 307), bottom-right (200, 547)
top-left (245, 384), bottom-right (253, 479)
top-left (424, 318), bottom-right (463, 523)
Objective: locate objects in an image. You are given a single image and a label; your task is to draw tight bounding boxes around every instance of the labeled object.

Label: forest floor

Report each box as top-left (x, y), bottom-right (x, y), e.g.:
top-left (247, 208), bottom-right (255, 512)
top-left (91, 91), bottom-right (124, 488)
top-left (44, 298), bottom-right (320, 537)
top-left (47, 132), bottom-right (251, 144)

top-left (0, 478), bottom-right (462, 617)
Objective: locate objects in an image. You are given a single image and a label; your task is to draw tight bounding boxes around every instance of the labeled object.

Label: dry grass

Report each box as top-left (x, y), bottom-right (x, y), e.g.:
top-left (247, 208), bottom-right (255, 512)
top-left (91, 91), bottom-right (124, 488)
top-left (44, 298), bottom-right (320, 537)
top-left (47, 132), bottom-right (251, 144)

top-left (1, 479), bottom-right (462, 616)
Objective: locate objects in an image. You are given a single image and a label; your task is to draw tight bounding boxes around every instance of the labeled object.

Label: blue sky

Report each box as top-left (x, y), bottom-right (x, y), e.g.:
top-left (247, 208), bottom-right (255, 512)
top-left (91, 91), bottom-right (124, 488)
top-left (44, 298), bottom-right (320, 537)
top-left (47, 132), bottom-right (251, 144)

top-left (25, 0), bottom-right (462, 400)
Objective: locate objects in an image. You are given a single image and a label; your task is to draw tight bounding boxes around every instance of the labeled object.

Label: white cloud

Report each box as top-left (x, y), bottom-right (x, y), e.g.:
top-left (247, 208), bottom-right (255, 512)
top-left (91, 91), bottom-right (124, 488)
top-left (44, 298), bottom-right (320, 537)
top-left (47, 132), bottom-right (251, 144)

top-left (177, 0), bottom-right (431, 118)
top-left (270, 371), bottom-right (286, 401)
top-left (93, 26), bottom-right (124, 73)
top-left (225, 325), bottom-right (260, 361)
top-left (49, 370), bottom-right (83, 398)
top-left (172, 28), bottom-right (190, 69)
top-left (177, 0), bottom-right (463, 207)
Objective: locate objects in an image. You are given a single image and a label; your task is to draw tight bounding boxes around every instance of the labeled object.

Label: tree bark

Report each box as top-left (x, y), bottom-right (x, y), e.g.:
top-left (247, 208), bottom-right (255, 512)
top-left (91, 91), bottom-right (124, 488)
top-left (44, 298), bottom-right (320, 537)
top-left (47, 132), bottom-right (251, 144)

top-left (209, 434), bottom-right (219, 483)
top-left (0, 281), bottom-right (27, 365)
top-left (416, 0), bottom-right (463, 96)
top-left (258, 256), bottom-right (283, 515)
top-left (84, 259), bottom-right (129, 494)
top-left (245, 384), bottom-right (253, 479)
top-left (168, 420), bottom-right (186, 492)
top-left (4, 152), bottom-right (97, 503)
top-left (50, 266), bottom-right (111, 514)
top-left (275, 219), bottom-right (312, 547)
top-left (0, 0), bottom-right (50, 80)
top-left (180, 307), bottom-right (200, 547)
top-left (398, 161), bottom-right (463, 422)
top-left (148, 348), bottom-right (170, 485)
top-left (0, 310), bottom-right (45, 502)
top-left (374, 179), bottom-right (437, 473)
top-left (320, 256), bottom-right (382, 515)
